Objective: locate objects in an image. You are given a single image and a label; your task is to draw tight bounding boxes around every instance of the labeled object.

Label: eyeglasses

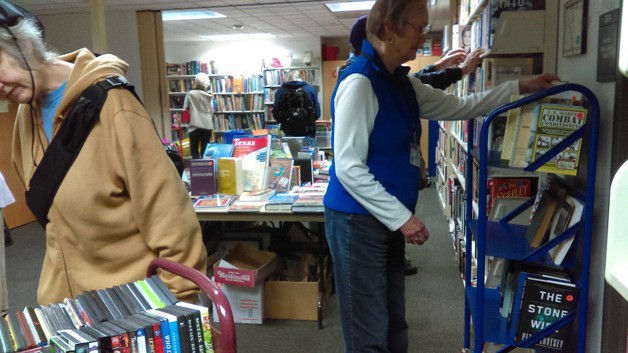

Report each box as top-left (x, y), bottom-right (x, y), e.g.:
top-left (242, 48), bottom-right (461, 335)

top-left (406, 22), bottom-right (431, 36)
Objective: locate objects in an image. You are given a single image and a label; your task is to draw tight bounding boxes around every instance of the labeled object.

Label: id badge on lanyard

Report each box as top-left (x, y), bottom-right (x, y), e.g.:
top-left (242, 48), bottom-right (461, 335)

top-left (410, 120), bottom-right (421, 167)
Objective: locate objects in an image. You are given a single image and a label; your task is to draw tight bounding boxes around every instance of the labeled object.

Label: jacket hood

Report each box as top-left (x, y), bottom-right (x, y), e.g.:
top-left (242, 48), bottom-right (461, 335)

top-left (56, 48), bottom-right (128, 115)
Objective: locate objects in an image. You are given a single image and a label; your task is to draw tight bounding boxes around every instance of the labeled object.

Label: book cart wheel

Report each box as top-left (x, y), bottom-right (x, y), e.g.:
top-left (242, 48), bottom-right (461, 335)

top-left (147, 258), bottom-right (237, 353)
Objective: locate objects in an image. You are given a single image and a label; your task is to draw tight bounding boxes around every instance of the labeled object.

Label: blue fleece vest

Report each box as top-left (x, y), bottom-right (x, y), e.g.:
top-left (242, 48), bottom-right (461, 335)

top-left (323, 40), bottom-right (422, 215)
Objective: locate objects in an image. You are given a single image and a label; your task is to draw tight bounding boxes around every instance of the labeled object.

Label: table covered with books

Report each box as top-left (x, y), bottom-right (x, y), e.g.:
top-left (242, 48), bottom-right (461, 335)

top-left (192, 183), bottom-right (331, 329)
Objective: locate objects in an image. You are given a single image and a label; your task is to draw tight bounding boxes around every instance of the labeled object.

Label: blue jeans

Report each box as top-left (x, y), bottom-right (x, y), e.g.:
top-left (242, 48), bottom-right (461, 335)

top-left (325, 207), bottom-right (407, 353)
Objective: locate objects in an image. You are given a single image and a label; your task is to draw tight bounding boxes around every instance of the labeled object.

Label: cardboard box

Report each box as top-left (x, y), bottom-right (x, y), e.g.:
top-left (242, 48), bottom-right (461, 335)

top-left (264, 278), bottom-right (321, 321)
top-left (264, 253), bottom-right (330, 321)
top-left (213, 243), bottom-right (277, 288)
top-left (212, 277), bottom-right (265, 324)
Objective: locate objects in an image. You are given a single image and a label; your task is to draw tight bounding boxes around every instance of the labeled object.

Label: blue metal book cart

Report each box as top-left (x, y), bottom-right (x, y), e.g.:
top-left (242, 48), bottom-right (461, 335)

top-left (463, 83), bottom-right (599, 352)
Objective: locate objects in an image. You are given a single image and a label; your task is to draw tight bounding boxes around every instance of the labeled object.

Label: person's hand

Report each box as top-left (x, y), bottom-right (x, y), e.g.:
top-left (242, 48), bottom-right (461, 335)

top-left (460, 48), bottom-right (485, 75)
top-left (433, 48), bottom-right (467, 70)
top-left (519, 73), bottom-right (562, 94)
top-left (400, 215), bottom-right (429, 245)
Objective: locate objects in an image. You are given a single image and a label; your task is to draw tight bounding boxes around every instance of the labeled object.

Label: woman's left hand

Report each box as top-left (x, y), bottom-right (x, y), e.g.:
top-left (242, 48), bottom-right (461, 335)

top-left (519, 73), bottom-right (562, 94)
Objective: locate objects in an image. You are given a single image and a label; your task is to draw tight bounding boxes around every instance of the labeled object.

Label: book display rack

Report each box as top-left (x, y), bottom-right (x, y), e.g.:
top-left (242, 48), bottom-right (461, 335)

top-left (463, 84), bottom-right (599, 352)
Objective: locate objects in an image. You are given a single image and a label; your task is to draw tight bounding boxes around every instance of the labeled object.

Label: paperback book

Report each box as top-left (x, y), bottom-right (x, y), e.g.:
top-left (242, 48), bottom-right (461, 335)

top-left (524, 103), bottom-right (588, 175)
top-left (267, 158), bottom-right (293, 193)
top-left (264, 193), bottom-right (299, 211)
top-left (189, 159), bottom-right (217, 197)
top-left (231, 135), bottom-right (272, 191)
top-left (193, 195), bottom-right (237, 211)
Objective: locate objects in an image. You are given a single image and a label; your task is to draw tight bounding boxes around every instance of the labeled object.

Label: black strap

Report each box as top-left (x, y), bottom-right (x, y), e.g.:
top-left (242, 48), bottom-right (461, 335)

top-left (25, 76), bottom-right (130, 227)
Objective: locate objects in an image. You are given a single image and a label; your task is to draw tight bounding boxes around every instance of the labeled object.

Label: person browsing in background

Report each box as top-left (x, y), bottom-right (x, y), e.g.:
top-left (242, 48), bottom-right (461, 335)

top-left (341, 14), bottom-right (486, 277)
top-left (183, 72), bottom-right (214, 159)
top-left (0, 171), bottom-right (15, 316)
top-left (1, 0), bottom-right (207, 305)
top-left (341, 14), bottom-right (486, 90)
top-left (272, 69), bottom-right (321, 139)
top-left (323, 0), bottom-right (560, 351)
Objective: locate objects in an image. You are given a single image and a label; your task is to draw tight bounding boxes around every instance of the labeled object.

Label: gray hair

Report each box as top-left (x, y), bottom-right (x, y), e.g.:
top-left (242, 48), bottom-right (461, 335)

top-left (193, 72), bottom-right (210, 90)
top-left (286, 70), bottom-right (302, 82)
top-left (0, 18), bottom-right (57, 70)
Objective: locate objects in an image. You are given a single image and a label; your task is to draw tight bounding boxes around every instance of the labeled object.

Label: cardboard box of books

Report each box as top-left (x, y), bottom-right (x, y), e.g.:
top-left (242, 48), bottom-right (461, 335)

top-left (211, 276), bottom-right (265, 324)
top-left (264, 252), bottom-right (331, 321)
top-left (213, 243), bottom-right (277, 288)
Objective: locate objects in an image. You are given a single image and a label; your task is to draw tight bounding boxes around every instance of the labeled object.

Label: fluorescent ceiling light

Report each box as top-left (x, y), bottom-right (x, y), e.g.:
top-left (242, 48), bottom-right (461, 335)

top-left (325, 1), bottom-right (375, 12)
top-left (162, 9), bottom-right (226, 21)
top-left (201, 33), bottom-right (276, 41)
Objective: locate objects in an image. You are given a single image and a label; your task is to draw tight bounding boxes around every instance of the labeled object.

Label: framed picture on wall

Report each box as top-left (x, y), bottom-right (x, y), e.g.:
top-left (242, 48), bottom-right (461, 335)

top-left (563, 0), bottom-right (587, 57)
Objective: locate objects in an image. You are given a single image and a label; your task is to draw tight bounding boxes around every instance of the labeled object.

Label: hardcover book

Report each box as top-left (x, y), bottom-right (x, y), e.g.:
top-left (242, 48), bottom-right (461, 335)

top-left (227, 200), bottom-right (266, 212)
top-left (264, 193), bottom-right (299, 211)
top-left (290, 193), bottom-right (325, 213)
top-left (486, 177), bottom-right (534, 215)
top-left (193, 194), bottom-right (237, 211)
top-left (514, 273), bottom-right (578, 352)
top-left (202, 143), bottom-right (234, 161)
top-left (189, 159), bottom-right (217, 197)
top-left (525, 103), bottom-right (588, 175)
top-left (548, 195), bottom-right (584, 265)
top-left (231, 135), bottom-right (271, 191)
top-left (267, 158), bottom-right (294, 192)
top-left (217, 157), bottom-right (243, 195)
top-left (524, 183), bottom-right (566, 248)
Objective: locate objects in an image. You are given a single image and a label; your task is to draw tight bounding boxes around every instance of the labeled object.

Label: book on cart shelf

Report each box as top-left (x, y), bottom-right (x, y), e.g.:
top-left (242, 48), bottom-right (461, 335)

top-left (231, 135), bottom-right (271, 192)
top-left (547, 195), bottom-right (584, 265)
top-left (524, 103), bottom-right (588, 176)
top-left (524, 182), bottom-right (566, 248)
top-left (486, 177), bottom-right (535, 215)
top-left (513, 269), bottom-right (578, 352)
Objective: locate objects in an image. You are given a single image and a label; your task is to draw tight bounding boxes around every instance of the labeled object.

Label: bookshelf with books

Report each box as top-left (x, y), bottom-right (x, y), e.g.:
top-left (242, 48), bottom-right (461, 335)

top-left (166, 61), bottom-right (265, 144)
top-left (437, 0), bottom-right (559, 291)
top-left (262, 66), bottom-right (320, 123)
top-left (463, 84), bottom-right (599, 353)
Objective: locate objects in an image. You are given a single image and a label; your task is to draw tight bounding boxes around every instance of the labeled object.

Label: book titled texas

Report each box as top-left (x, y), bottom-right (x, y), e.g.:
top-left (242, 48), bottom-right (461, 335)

top-left (231, 135), bottom-right (271, 192)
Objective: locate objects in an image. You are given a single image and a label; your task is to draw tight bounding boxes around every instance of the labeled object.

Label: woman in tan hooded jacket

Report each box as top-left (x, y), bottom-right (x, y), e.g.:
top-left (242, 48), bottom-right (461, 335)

top-left (1, 1), bottom-right (207, 305)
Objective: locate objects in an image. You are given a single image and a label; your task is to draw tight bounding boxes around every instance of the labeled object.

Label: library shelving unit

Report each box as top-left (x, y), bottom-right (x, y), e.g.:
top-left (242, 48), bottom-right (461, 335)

top-left (166, 68), bottom-right (265, 144)
top-left (262, 66), bottom-right (320, 123)
top-left (463, 83), bottom-right (599, 353)
top-left (436, 0), bottom-right (558, 287)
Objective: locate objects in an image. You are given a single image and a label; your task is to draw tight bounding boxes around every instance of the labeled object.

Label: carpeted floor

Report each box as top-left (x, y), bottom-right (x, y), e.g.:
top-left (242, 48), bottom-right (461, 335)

top-left (5, 186), bottom-right (465, 352)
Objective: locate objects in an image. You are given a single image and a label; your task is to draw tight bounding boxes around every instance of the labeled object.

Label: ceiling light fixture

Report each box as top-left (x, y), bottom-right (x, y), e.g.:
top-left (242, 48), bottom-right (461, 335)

top-left (325, 1), bottom-right (375, 12)
top-left (232, 24), bottom-right (245, 30)
top-left (162, 9), bottom-right (226, 21)
top-left (201, 33), bottom-right (276, 41)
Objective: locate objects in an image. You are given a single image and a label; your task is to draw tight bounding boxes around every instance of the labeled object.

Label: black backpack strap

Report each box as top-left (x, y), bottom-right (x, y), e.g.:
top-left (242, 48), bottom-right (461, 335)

top-left (25, 76), bottom-right (130, 228)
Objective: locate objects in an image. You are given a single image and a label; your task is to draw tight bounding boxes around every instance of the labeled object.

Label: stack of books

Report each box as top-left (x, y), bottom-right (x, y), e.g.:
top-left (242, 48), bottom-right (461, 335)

top-left (2, 276), bottom-right (215, 353)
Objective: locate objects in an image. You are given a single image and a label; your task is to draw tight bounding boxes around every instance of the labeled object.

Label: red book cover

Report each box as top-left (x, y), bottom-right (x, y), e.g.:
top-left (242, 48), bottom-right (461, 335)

top-left (487, 178), bottom-right (533, 214)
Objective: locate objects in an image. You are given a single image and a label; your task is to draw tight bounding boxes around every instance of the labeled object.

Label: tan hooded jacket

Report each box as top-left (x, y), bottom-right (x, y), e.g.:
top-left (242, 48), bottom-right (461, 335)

top-left (12, 48), bottom-right (208, 305)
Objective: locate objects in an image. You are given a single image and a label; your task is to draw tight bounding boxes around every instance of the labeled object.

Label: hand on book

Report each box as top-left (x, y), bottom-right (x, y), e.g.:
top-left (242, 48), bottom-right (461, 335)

top-left (400, 215), bottom-right (429, 245)
top-left (434, 48), bottom-right (467, 71)
top-left (460, 48), bottom-right (486, 76)
top-left (518, 73), bottom-right (562, 94)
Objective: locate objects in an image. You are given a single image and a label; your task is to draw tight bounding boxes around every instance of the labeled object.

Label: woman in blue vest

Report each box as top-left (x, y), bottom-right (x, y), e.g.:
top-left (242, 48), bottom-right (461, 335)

top-left (323, 0), bottom-right (560, 351)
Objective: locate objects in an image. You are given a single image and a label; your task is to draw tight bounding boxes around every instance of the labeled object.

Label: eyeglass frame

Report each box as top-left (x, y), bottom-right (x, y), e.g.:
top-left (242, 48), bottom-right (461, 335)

top-left (405, 22), bottom-right (431, 36)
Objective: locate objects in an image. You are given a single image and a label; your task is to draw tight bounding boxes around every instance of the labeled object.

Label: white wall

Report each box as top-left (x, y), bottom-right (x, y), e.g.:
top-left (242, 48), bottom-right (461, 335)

top-left (556, 0), bottom-right (619, 351)
top-left (164, 37), bottom-right (322, 76)
top-left (38, 11), bottom-right (143, 99)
